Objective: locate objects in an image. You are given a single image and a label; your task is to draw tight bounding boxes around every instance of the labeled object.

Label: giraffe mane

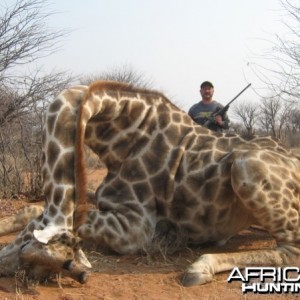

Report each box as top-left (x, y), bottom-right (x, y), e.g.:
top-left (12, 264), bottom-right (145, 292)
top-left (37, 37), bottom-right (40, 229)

top-left (73, 89), bottom-right (90, 231)
top-left (86, 80), bottom-right (168, 102)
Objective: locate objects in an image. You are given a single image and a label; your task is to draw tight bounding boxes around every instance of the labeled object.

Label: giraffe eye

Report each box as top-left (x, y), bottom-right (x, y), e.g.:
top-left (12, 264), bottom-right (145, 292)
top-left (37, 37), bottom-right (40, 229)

top-left (62, 259), bottom-right (73, 270)
top-left (20, 241), bottom-right (30, 250)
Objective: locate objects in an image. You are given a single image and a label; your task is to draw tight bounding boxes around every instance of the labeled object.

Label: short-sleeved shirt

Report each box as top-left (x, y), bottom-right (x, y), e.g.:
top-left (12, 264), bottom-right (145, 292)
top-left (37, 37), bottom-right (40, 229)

top-left (188, 100), bottom-right (230, 132)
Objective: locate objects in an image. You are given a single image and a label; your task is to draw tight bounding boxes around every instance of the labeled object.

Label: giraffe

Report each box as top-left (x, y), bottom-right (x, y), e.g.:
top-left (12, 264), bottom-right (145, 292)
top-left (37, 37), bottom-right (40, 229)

top-left (0, 80), bottom-right (299, 287)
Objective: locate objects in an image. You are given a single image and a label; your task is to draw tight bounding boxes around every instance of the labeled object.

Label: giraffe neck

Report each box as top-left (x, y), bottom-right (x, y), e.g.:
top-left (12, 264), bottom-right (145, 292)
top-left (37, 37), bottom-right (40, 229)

top-left (41, 86), bottom-right (89, 231)
top-left (83, 87), bottom-right (193, 168)
top-left (40, 82), bottom-right (170, 232)
top-left (8, 82), bottom-right (195, 243)
top-left (0, 86), bottom-right (88, 268)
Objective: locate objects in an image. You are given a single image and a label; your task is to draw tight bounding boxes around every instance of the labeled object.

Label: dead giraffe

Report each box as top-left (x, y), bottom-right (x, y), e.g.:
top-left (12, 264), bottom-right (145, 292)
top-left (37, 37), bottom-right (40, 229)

top-left (0, 81), bottom-right (299, 287)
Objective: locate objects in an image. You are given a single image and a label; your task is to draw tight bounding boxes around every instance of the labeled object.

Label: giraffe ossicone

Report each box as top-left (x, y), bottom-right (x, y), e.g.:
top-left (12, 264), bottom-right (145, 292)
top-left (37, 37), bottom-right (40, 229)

top-left (0, 80), bottom-right (299, 287)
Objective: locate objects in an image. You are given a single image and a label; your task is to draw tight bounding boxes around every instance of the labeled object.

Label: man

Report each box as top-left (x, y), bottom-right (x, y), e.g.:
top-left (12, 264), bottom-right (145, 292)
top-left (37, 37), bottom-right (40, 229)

top-left (188, 81), bottom-right (230, 132)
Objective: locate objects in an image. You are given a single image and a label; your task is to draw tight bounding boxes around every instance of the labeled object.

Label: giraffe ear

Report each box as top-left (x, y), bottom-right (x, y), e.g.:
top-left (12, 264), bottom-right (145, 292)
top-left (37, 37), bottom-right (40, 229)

top-left (33, 225), bottom-right (62, 244)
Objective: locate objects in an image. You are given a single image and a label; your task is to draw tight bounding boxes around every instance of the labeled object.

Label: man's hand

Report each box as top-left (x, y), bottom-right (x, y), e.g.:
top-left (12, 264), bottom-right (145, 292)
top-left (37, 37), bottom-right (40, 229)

top-left (214, 115), bottom-right (223, 126)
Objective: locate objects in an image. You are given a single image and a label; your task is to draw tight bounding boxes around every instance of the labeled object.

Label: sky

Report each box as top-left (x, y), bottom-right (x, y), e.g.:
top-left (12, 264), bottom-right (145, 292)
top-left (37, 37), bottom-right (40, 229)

top-left (5, 0), bottom-right (287, 113)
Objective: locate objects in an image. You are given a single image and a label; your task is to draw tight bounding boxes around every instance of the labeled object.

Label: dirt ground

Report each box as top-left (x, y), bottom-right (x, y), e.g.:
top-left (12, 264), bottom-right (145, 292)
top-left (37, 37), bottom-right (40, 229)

top-left (0, 169), bottom-right (298, 299)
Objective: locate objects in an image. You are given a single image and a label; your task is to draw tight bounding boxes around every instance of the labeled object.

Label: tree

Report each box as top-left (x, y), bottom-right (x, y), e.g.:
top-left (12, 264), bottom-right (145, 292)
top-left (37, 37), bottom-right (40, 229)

top-left (0, 0), bottom-right (73, 197)
top-left (232, 101), bottom-right (258, 139)
top-left (259, 96), bottom-right (293, 140)
top-left (0, 0), bottom-right (65, 76)
top-left (80, 65), bottom-right (154, 89)
top-left (0, 0), bottom-right (72, 123)
top-left (285, 108), bottom-right (300, 147)
top-left (248, 0), bottom-right (300, 102)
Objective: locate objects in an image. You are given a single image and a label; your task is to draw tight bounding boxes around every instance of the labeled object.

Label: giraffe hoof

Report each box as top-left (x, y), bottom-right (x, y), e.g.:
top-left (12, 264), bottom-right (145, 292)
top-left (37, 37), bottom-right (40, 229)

top-left (181, 272), bottom-right (213, 286)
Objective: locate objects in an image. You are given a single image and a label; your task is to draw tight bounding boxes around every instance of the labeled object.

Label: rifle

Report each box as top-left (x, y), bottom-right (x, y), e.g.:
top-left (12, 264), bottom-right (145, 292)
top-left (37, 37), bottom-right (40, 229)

top-left (203, 83), bottom-right (252, 128)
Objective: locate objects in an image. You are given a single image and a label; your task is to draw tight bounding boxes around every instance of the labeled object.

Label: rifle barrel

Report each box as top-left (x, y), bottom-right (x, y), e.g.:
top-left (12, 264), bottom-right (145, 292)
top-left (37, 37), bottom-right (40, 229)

top-left (227, 83), bottom-right (251, 106)
top-left (203, 83), bottom-right (252, 128)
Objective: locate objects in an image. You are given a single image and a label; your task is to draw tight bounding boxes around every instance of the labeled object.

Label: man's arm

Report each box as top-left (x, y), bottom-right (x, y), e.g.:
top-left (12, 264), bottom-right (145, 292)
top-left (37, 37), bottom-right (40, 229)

top-left (219, 112), bottom-right (230, 129)
top-left (214, 103), bottom-right (230, 129)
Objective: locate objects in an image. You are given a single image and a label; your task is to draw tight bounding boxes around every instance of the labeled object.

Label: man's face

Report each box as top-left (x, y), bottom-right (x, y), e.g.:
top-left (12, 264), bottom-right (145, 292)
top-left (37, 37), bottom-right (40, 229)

top-left (200, 86), bottom-right (214, 101)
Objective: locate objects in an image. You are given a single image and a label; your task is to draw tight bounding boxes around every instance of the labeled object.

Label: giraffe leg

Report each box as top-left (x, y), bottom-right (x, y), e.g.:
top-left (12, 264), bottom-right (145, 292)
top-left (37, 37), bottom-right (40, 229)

top-left (0, 205), bottom-right (44, 236)
top-left (78, 209), bottom-right (155, 254)
top-left (78, 205), bottom-right (155, 254)
top-left (0, 190), bottom-right (96, 237)
top-left (77, 178), bottom-right (155, 254)
top-left (182, 151), bottom-right (300, 286)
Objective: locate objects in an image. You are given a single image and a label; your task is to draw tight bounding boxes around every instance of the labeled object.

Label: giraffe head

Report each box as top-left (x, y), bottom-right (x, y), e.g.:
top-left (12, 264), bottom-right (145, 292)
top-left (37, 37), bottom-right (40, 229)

top-left (19, 229), bottom-right (90, 283)
top-left (0, 218), bottom-right (91, 283)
